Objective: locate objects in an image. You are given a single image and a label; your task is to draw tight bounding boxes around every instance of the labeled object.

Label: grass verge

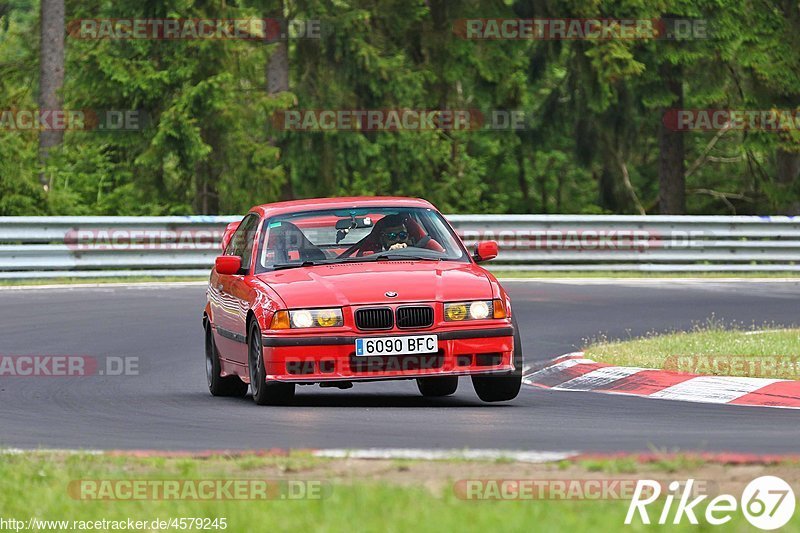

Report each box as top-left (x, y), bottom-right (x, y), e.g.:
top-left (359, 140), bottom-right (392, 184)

top-left (585, 322), bottom-right (800, 379)
top-left (2, 452), bottom-right (799, 532)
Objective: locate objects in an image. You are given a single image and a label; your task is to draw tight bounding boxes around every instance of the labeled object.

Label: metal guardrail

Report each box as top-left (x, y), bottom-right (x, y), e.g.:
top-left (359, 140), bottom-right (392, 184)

top-left (0, 215), bottom-right (798, 278)
top-left (449, 214), bottom-right (800, 272)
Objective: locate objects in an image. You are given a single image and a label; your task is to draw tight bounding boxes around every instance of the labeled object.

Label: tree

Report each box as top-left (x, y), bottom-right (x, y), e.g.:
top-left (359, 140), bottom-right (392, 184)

top-left (37, 0), bottom-right (64, 190)
top-left (1, 0), bottom-right (798, 216)
top-left (657, 61), bottom-right (685, 213)
top-left (264, 0), bottom-right (292, 200)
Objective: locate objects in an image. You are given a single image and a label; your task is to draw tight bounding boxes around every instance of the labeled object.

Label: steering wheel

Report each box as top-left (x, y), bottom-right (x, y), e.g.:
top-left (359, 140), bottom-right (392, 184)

top-left (338, 235), bottom-right (440, 259)
top-left (415, 236), bottom-right (432, 249)
top-left (338, 237), bottom-right (369, 259)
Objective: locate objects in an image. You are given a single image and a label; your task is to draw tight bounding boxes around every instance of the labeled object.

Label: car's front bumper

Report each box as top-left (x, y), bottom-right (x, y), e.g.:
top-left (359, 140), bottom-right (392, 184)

top-left (261, 326), bottom-right (515, 382)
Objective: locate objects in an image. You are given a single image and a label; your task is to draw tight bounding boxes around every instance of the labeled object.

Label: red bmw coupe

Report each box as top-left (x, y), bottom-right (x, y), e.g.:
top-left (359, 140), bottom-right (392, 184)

top-left (203, 197), bottom-right (522, 405)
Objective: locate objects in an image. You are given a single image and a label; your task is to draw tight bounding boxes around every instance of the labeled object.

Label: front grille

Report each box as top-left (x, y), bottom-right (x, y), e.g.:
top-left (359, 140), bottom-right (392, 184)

top-left (355, 307), bottom-right (393, 330)
top-left (396, 306), bottom-right (434, 329)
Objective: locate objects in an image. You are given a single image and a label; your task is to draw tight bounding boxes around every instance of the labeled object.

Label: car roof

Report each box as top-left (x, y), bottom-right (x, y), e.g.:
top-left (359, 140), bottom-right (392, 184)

top-left (248, 196), bottom-right (436, 218)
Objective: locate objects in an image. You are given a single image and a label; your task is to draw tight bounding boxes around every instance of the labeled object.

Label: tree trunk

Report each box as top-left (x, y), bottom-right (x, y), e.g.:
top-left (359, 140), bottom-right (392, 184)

top-left (776, 149), bottom-right (800, 185)
top-left (38, 0), bottom-right (65, 190)
top-left (776, 148), bottom-right (800, 214)
top-left (195, 126), bottom-right (220, 215)
top-left (267, 40), bottom-right (289, 94)
top-left (597, 165), bottom-right (622, 212)
top-left (267, 1), bottom-right (292, 200)
top-left (556, 170), bottom-right (563, 212)
top-left (428, 0), bottom-right (450, 110)
top-left (658, 63), bottom-right (686, 214)
top-left (515, 142), bottom-right (530, 211)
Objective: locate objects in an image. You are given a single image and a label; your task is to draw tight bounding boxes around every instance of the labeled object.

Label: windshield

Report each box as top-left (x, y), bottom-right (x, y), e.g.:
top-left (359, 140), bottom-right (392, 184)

top-left (255, 207), bottom-right (468, 272)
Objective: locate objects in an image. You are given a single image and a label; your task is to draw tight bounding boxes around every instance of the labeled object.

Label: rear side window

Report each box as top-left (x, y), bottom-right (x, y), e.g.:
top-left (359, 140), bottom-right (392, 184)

top-left (225, 214), bottom-right (260, 272)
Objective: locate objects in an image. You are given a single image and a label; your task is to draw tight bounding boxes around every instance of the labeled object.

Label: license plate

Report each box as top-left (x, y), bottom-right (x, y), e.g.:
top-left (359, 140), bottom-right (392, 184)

top-left (355, 335), bottom-right (438, 357)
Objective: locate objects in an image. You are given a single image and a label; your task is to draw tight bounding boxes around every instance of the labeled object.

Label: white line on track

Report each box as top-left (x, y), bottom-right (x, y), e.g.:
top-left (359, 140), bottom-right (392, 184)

top-left (313, 448), bottom-right (579, 463)
top-left (0, 448), bottom-right (104, 455)
top-left (0, 447), bottom-right (580, 462)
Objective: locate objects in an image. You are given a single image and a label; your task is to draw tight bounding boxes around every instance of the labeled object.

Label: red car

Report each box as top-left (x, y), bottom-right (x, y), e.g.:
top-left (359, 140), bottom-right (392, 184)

top-left (203, 197), bottom-right (522, 405)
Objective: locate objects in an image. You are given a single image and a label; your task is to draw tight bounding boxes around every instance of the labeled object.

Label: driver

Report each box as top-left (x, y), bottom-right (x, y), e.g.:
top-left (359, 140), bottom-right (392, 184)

top-left (377, 214), bottom-right (412, 251)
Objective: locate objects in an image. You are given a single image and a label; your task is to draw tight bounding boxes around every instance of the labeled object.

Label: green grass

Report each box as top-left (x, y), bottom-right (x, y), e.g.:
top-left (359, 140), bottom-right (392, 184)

top-left (585, 322), bottom-right (800, 379)
top-left (577, 454), bottom-right (709, 475)
top-left (2, 452), bottom-right (793, 532)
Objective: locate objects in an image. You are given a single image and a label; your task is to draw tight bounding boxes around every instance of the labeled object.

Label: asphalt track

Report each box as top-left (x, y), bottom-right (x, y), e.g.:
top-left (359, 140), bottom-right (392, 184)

top-left (1, 279), bottom-right (798, 453)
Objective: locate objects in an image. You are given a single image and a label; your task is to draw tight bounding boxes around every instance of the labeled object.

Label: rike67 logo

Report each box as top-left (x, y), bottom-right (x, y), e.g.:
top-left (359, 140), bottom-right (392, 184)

top-left (626, 476), bottom-right (796, 530)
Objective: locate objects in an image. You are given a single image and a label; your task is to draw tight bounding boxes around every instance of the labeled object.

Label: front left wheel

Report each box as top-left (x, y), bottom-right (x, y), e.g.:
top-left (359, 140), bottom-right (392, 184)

top-left (248, 321), bottom-right (295, 405)
top-left (416, 376), bottom-right (458, 397)
top-left (205, 322), bottom-right (248, 397)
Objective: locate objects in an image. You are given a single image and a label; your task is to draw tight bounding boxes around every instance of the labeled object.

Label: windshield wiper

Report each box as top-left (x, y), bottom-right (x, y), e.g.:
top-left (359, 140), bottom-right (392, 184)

top-left (369, 253), bottom-right (441, 262)
top-left (271, 255), bottom-right (442, 270)
top-left (271, 260), bottom-right (330, 271)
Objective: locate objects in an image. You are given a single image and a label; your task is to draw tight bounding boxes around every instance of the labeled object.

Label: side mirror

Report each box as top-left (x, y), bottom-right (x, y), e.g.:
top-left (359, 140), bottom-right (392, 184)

top-left (215, 255), bottom-right (242, 275)
top-left (221, 221), bottom-right (240, 252)
top-left (474, 241), bottom-right (498, 262)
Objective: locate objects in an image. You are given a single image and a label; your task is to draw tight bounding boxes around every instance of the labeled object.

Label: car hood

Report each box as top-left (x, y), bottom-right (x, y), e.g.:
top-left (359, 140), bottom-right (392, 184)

top-left (257, 261), bottom-right (492, 308)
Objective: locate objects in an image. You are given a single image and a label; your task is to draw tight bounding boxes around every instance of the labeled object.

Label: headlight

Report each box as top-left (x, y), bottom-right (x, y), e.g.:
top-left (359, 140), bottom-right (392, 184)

top-left (287, 308), bottom-right (343, 328)
top-left (469, 300), bottom-right (490, 319)
top-left (445, 300), bottom-right (495, 321)
top-left (445, 303), bottom-right (468, 321)
top-left (291, 310), bottom-right (314, 328)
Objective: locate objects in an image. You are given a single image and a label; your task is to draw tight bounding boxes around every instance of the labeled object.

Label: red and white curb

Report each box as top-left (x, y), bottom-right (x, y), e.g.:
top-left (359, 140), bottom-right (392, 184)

top-left (523, 352), bottom-right (800, 409)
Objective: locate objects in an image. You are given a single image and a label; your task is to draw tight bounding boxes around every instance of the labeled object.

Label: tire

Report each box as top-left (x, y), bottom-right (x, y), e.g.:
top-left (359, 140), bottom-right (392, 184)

top-left (416, 376), bottom-right (458, 397)
top-left (248, 321), bottom-right (295, 406)
top-left (205, 322), bottom-right (248, 397)
top-left (471, 316), bottom-right (523, 402)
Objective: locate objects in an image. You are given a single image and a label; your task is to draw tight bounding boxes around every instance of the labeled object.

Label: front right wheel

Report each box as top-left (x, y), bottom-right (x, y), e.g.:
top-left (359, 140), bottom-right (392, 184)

top-left (205, 322), bottom-right (248, 398)
top-left (248, 321), bottom-right (295, 406)
top-left (471, 315), bottom-right (523, 402)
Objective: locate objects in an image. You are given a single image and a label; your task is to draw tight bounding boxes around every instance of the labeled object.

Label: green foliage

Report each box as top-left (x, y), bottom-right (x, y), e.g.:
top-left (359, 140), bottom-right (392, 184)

top-left (1, 0), bottom-right (799, 215)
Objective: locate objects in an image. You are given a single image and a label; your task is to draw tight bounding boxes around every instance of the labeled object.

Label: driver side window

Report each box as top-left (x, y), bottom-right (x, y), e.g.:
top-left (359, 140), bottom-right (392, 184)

top-left (225, 214), bottom-right (260, 272)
